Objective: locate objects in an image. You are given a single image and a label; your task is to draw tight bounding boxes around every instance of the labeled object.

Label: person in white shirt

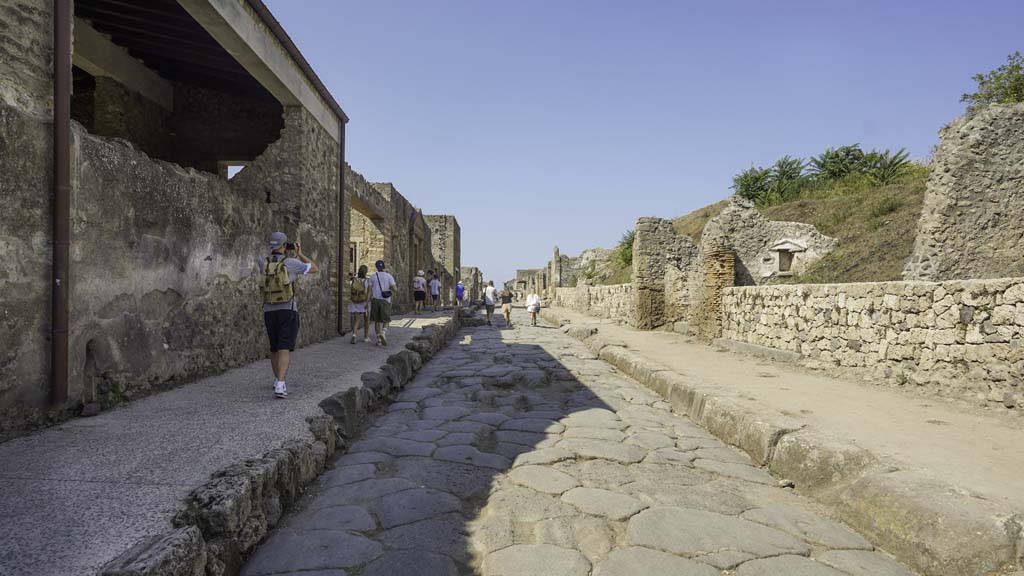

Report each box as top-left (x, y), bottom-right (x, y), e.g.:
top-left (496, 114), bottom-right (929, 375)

top-left (483, 281), bottom-right (498, 326)
top-left (412, 270), bottom-right (427, 315)
top-left (369, 260), bottom-right (398, 346)
top-left (349, 265), bottom-right (371, 344)
top-left (525, 292), bottom-right (541, 326)
top-left (429, 273), bottom-right (442, 312)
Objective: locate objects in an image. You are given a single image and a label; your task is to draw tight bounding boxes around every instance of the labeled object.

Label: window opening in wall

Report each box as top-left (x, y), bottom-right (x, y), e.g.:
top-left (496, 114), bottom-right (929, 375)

top-left (778, 250), bottom-right (794, 273)
top-left (349, 243), bottom-right (358, 277)
top-left (218, 162), bottom-right (249, 180)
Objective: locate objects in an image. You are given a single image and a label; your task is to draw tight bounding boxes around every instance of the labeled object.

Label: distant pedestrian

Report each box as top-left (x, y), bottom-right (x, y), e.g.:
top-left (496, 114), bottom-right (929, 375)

top-left (349, 264), bottom-right (371, 344)
top-left (259, 232), bottom-right (318, 399)
top-left (369, 260), bottom-right (398, 346)
top-left (412, 270), bottom-right (427, 314)
top-left (525, 291), bottom-right (541, 326)
top-left (455, 281), bottom-right (465, 307)
top-left (429, 273), bottom-right (442, 312)
top-left (483, 281), bottom-right (498, 326)
top-left (499, 287), bottom-right (514, 328)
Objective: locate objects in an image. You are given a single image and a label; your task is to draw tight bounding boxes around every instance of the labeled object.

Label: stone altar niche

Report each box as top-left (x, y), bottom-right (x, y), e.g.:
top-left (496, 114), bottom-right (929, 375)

top-left (765, 239), bottom-right (806, 278)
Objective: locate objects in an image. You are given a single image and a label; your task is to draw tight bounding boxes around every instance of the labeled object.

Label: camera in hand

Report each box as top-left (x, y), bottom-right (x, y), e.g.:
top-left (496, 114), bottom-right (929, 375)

top-left (285, 242), bottom-right (296, 250)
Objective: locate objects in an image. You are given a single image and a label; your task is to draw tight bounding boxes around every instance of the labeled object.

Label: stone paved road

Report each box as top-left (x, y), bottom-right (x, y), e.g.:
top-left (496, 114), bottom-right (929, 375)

top-left (243, 309), bottom-right (916, 576)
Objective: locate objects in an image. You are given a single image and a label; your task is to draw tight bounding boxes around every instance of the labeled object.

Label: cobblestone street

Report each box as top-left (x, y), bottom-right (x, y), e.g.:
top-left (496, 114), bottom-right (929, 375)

top-left (242, 309), bottom-right (915, 576)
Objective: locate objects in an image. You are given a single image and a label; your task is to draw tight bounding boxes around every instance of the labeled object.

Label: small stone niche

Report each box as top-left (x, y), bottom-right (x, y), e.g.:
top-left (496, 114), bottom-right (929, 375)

top-left (768, 240), bottom-right (806, 277)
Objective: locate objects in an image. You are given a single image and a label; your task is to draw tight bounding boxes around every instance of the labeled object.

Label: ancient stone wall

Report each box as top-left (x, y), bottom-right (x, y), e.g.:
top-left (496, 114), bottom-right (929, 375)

top-left (904, 103), bottom-right (1024, 281)
top-left (371, 183), bottom-right (439, 313)
top-left (0, 99), bottom-right (343, 439)
top-left (424, 214), bottom-right (460, 305)
top-left (0, 0), bottom-right (52, 118)
top-left (551, 284), bottom-right (634, 324)
top-left (632, 217), bottom-right (699, 330)
top-left (721, 279), bottom-right (1024, 408)
top-left (460, 266), bottom-right (483, 303)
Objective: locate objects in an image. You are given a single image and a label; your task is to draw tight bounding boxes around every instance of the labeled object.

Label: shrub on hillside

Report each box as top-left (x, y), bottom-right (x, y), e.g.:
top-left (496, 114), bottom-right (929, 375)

top-left (732, 165), bottom-right (772, 202)
top-left (809, 145), bottom-right (866, 181)
top-left (863, 148), bottom-right (911, 185)
top-left (617, 229), bottom-right (635, 267)
top-left (962, 51), bottom-right (1024, 111)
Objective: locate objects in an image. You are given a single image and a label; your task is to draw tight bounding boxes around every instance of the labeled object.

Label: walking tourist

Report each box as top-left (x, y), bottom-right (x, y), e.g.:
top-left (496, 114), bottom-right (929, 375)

top-left (369, 260), bottom-right (398, 346)
top-left (259, 232), bottom-right (318, 399)
top-left (429, 273), bottom-right (442, 311)
top-left (455, 280), bottom-right (465, 307)
top-left (484, 281), bottom-right (498, 326)
top-left (412, 270), bottom-right (427, 314)
top-left (525, 291), bottom-right (541, 326)
top-left (499, 286), bottom-right (514, 328)
top-left (349, 264), bottom-right (371, 344)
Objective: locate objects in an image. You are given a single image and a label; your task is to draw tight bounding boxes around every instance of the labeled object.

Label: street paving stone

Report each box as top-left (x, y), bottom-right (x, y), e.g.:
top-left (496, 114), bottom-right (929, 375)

top-left (243, 309), bottom-right (917, 575)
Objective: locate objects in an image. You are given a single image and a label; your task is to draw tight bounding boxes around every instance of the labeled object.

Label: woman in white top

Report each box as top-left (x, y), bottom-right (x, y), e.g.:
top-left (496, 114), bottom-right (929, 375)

top-left (525, 292), bottom-right (541, 326)
top-left (412, 270), bottom-right (427, 314)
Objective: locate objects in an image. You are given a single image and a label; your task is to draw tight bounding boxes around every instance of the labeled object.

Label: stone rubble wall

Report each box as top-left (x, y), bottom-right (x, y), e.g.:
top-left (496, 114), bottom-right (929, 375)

top-left (550, 284), bottom-right (633, 324)
top-left (721, 278), bottom-right (1024, 408)
top-left (632, 217), bottom-right (699, 330)
top-left (904, 103), bottom-right (1024, 281)
top-left (424, 214), bottom-right (461, 305)
top-left (460, 266), bottom-right (484, 303)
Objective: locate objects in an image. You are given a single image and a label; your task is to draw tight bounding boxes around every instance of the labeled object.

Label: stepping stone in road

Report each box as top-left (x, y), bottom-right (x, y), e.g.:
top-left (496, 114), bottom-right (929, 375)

top-left (626, 507), bottom-right (812, 558)
top-left (508, 465), bottom-right (580, 495)
top-left (561, 487), bottom-right (646, 520)
top-left (593, 546), bottom-right (719, 576)
top-left (481, 544), bottom-right (590, 576)
top-left (735, 555), bottom-right (847, 576)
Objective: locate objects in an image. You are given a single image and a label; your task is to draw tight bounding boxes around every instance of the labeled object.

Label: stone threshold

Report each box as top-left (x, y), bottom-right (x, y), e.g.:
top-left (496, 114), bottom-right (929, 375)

top-left (100, 310), bottom-right (470, 576)
top-left (543, 307), bottom-right (1024, 576)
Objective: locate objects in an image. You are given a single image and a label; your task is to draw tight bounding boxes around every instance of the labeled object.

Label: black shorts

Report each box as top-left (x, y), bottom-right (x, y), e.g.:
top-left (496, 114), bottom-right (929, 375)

top-left (431, 293), bottom-right (440, 302)
top-left (264, 310), bottom-right (299, 352)
top-left (414, 291), bottom-right (426, 302)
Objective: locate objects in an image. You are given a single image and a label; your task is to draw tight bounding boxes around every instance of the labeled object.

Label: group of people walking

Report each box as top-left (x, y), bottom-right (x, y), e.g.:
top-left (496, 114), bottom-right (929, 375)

top-left (258, 230), bottom-right (539, 399)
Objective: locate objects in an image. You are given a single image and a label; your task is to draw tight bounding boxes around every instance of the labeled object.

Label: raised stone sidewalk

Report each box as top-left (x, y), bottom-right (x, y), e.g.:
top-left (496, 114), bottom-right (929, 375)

top-left (543, 306), bottom-right (1024, 576)
top-left (0, 311), bottom-right (459, 576)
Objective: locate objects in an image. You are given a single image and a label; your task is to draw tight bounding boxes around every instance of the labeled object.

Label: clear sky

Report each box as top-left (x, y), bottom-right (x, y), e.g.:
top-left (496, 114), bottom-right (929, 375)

top-left (265, 0), bottom-right (1022, 284)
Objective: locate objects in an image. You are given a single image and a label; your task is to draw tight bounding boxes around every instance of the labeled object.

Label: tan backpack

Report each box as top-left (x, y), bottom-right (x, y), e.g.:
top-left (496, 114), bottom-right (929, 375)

top-left (351, 277), bottom-right (368, 303)
top-left (262, 257), bottom-right (294, 305)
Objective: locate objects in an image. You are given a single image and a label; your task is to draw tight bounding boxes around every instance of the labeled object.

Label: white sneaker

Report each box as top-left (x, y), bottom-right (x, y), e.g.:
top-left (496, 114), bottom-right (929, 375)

top-left (274, 381), bottom-right (287, 399)
top-left (363, 337), bottom-right (370, 343)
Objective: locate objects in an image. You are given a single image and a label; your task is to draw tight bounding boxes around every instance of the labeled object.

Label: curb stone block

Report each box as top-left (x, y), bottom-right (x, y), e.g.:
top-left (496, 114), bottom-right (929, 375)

top-left (100, 526), bottom-right (206, 576)
top-left (769, 429), bottom-right (879, 500)
top-left (695, 396), bottom-right (803, 465)
top-left (835, 470), bottom-right (1022, 576)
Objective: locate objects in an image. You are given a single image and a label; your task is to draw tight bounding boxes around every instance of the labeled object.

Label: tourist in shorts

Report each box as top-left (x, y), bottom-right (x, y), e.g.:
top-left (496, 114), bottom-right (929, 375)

top-left (525, 290), bottom-right (541, 326)
top-left (455, 280), bottom-right (465, 307)
top-left (500, 287), bottom-right (514, 328)
top-left (412, 270), bottom-right (427, 314)
top-left (483, 281), bottom-right (498, 326)
top-left (369, 260), bottom-right (398, 346)
top-left (429, 273), bottom-right (442, 312)
top-left (349, 265), bottom-right (371, 344)
top-left (259, 232), bottom-right (318, 399)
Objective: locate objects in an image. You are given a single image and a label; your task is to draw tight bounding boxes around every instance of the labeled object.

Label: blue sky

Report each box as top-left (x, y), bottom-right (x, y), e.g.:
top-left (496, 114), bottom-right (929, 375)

top-left (266, 0), bottom-right (1023, 284)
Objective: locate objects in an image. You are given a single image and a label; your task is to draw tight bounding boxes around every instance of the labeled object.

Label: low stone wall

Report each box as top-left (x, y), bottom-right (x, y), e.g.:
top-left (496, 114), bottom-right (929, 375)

top-left (721, 279), bottom-right (1024, 407)
top-left (551, 284), bottom-right (633, 324)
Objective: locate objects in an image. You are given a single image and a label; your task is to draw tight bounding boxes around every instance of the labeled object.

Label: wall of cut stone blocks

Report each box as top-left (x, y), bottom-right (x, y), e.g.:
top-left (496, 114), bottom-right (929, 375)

top-left (721, 278), bottom-right (1024, 408)
top-left (551, 285), bottom-right (634, 324)
top-left (424, 214), bottom-right (460, 305)
top-left (632, 217), bottom-right (699, 330)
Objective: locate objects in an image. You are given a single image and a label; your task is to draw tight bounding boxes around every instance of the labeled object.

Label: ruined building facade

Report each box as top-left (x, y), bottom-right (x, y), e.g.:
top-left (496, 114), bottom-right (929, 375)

top-left (425, 214), bottom-right (461, 305)
top-left (0, 0), bottom-right (467, 439)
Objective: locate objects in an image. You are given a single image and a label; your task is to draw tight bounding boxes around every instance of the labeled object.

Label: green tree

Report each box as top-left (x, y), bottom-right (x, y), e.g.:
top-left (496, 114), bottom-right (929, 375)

top-left (617, 229), bottom-right (635, 267)
top-left (863, 148), bottom-right (911, 185)
top-left (731, 165), bottom-right (772, 202)
top-left (808, 145), bottom-right (865, 180)
top-left (961, 51), bottom-right (1024, 111)
top-left (767, 155), bottom-right (806, 203)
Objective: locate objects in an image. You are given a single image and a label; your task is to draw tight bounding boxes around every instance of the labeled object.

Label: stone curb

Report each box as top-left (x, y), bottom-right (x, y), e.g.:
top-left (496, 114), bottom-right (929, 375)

top-left (542, 307), bottom-right (1023, 576)
top-left (100, 311), bottom-right (465, 576)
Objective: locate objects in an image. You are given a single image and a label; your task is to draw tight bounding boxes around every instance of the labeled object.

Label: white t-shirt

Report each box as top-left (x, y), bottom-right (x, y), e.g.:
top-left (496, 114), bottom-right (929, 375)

top-left (484, 286), bottom-right (498, 305)
top-left (369, 271), bottom-right (397, 303)
top-left (525, 294), bottom-right (540, 308)
top-left (429, 278), bottom-right (442, 296)
top-left (413, 276), bottom-right (426, 291)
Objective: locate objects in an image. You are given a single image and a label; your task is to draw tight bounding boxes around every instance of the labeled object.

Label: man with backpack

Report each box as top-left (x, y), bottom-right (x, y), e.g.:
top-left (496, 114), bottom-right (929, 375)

top-left (260, 231), bottom-right (318, 399)
top-left (369, 259), bottom-right (398, 346)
